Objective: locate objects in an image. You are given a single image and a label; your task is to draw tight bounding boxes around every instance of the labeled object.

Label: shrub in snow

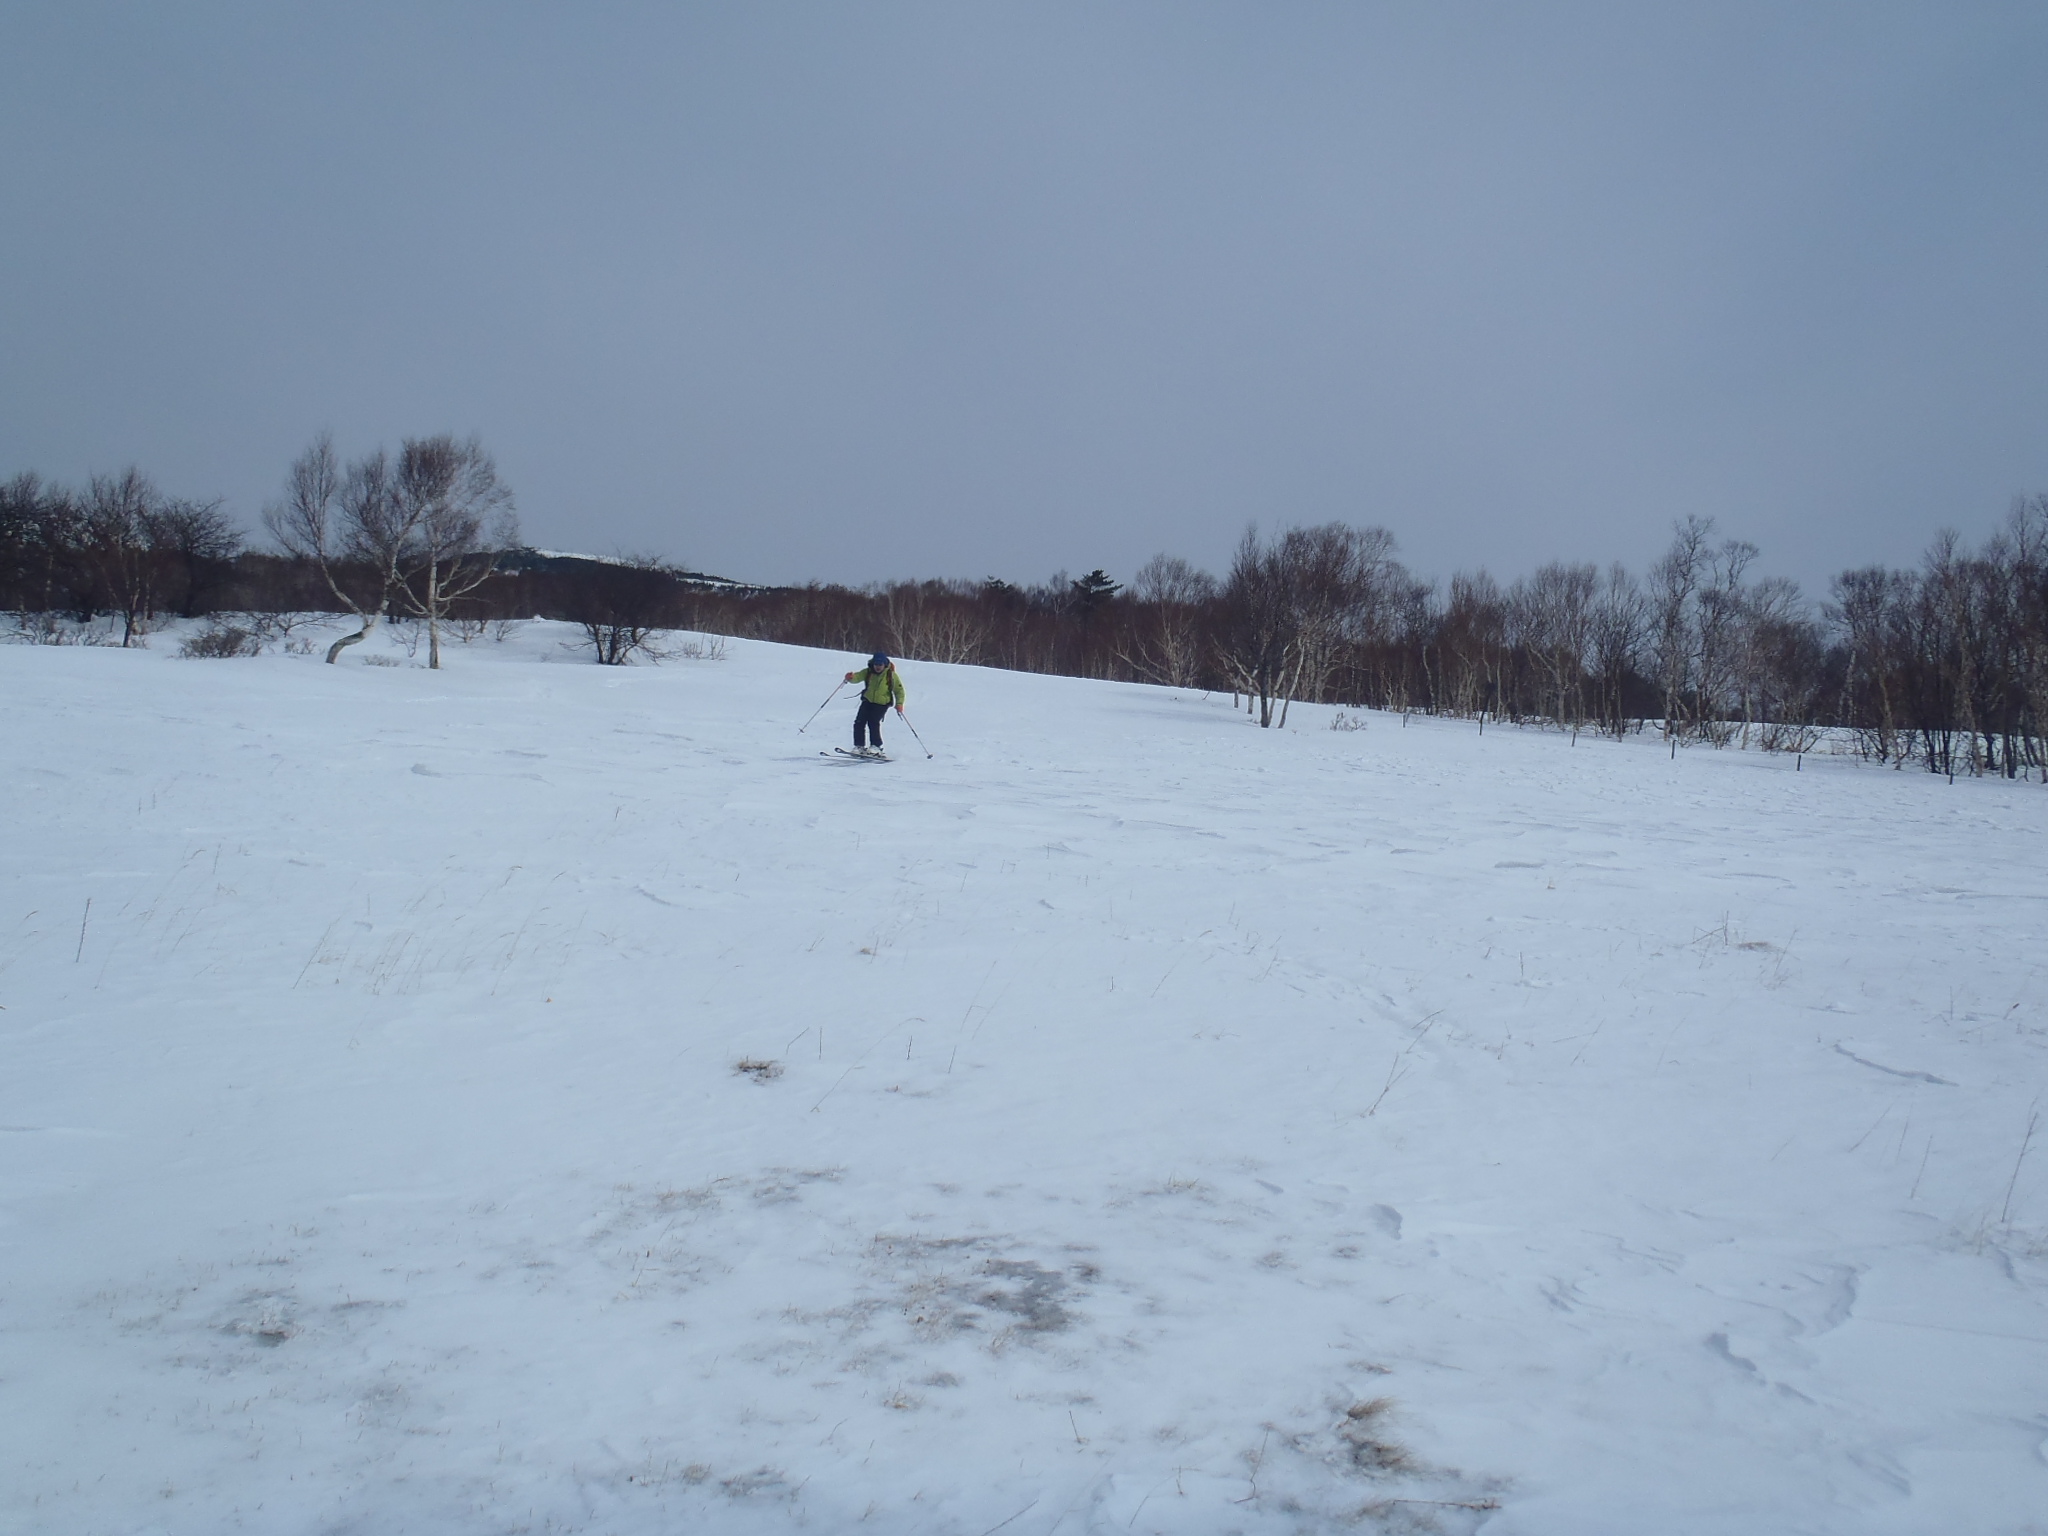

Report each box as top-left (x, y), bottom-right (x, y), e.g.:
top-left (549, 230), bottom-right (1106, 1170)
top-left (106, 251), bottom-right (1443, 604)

top-left (10, 614), bottom-right (120, 647)
top-left (179, 622), bottom-right (262, 658)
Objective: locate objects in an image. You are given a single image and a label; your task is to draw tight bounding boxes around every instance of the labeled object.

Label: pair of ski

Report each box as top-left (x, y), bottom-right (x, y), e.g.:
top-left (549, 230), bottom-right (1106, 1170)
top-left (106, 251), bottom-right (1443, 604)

top-left (825, 747), bottom-right (892, 762)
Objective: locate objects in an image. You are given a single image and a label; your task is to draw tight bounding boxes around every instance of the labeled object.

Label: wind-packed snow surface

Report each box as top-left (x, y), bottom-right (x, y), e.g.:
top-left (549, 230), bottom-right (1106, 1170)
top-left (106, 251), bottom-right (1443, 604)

top-left (5, 621), bottom-right (2046, 1536)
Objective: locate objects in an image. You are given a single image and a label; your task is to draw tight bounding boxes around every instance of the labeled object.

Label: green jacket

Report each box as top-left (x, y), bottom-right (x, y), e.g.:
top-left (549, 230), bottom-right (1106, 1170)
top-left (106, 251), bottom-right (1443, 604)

top-left (848, 664), bottom-right (905, 706)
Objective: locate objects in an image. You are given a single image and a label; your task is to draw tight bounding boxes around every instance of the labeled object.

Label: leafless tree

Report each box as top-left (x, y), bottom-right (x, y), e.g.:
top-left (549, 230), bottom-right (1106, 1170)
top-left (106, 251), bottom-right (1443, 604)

top-left (1431, 571), bottom-right (1507, 719)
top-left (149, 497), bottom-right (241, 617)
top-left (2009, 496), bottom-right (2048, 771)
top-left (266, 433), bottom-right (514, 666)
top-left (1646, 517), bottom-right (1761, 743)
top-left (1282, 524), bottom-right (1401, 722)
top-left (264, 435), bottom-right (406, 662)
top-left (883, 579), bottom-right (991, 664)
top-left (1121, 553), bottom-right (1217, 686)
top-left (1650, 515), bottom-right (1713, 738)
top-left (78, 468), bottom-right (167, 646)
top-left (1216, 525), bottom-right (1300, 726)
top-left (1693, 537), bottom-right (1758, 743)
top-left (1828, 565), bottom-right (1907, 762)
top-left (1214, 523), bottom-right (1410, 726)
top-left (1, 472), bottom-right (85, 621)
top-left (1730, 576), bottom-right (1817, 749)
top-left (389, 436), bottom-right (516, 669)
top-left (1588, 564), bottom-right (1648, 737)
top-left (1509, 562), bottom-right (1598, 729)
top-left (564, 556), bottom-right (681, 664)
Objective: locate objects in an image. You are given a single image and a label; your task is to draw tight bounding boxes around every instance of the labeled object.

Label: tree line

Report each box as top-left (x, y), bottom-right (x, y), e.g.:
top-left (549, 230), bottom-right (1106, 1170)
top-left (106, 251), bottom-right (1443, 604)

top-left (670, 501), bottom-right (2048, 781)
top-left (5, 436), bottom-right (2045, 779)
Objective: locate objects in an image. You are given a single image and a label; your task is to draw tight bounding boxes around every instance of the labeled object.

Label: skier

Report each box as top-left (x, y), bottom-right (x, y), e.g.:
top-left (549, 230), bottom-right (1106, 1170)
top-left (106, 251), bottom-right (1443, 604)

top-left (843, 653), bottom-right (906, 755)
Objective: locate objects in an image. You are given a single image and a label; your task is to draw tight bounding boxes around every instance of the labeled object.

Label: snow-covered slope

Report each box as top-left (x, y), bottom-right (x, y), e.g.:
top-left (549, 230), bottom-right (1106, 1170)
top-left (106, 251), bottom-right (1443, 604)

top-left (4, 620), bottom-right (2045, 1535)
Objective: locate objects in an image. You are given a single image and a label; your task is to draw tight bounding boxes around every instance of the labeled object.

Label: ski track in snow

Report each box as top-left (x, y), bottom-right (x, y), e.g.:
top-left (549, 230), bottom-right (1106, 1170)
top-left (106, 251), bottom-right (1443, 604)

top-left (3, 619), bottom-right (2047, 1535)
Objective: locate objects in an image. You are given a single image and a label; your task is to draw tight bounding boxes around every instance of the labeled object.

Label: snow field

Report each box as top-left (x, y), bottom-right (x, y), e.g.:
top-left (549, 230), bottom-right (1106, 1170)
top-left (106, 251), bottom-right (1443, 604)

top-left (2, 617), bottom-right (2046, 1534)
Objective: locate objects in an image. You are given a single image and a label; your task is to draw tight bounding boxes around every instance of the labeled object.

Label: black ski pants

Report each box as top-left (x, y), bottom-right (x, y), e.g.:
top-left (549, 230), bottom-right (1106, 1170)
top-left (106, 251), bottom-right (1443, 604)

top-left (854, 699), bottom-right (889, 748)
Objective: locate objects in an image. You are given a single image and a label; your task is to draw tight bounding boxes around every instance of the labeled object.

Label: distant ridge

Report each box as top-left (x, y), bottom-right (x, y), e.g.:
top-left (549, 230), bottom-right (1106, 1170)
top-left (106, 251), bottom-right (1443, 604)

top-left (491, 546), bottom-right (776, 595)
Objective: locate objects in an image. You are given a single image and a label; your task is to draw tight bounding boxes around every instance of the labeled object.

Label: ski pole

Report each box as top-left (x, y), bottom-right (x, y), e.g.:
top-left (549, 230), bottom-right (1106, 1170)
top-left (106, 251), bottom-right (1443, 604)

top-left (799, 681), bottom-right (846, 733)
top-left (897, 711), bottom-right (934, 759)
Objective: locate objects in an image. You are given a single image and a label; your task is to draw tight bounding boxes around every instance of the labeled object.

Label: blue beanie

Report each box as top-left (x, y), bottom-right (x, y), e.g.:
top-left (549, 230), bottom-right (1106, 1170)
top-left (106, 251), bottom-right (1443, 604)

top-left (869, 653), bottom-right (890, 667)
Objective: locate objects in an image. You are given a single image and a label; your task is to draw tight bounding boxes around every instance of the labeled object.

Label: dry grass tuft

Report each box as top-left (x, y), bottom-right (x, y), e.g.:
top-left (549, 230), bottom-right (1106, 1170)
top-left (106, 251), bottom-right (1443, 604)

top-left (1339, 1397), bottom-right (1416, 1475)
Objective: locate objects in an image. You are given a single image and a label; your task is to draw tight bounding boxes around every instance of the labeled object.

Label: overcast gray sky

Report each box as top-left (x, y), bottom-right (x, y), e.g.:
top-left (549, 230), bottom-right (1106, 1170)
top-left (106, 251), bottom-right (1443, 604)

top-left (4, 3), bottom-right (2046, 594)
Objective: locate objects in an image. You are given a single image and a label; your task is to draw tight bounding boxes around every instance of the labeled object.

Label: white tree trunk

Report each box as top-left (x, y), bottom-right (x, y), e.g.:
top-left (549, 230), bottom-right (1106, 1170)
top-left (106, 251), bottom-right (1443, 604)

top-left (326, 612), bottom-right (380, 664)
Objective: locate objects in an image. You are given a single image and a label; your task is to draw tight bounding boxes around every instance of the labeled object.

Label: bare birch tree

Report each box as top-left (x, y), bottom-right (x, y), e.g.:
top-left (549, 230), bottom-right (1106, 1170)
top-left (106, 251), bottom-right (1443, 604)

top-left (1280, 524), bottom-right (1400, 722)
top-left (389, 436), bottom-right (516, 669)
top-left (266, 433), bottom-right (514, 667)
top-left (1217, 526), bottom-right (1299, 726)
top-left (1121, 553), bottom-right (1217, 686)
top-left (1650, 516), bottom-right (1712, 739)
top-left (883, 580), bottom-right (992, 664)
top-left (264, 435), bottom-right (417, 663)
top-left (1510, 562), bottom-right (1598, 729)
